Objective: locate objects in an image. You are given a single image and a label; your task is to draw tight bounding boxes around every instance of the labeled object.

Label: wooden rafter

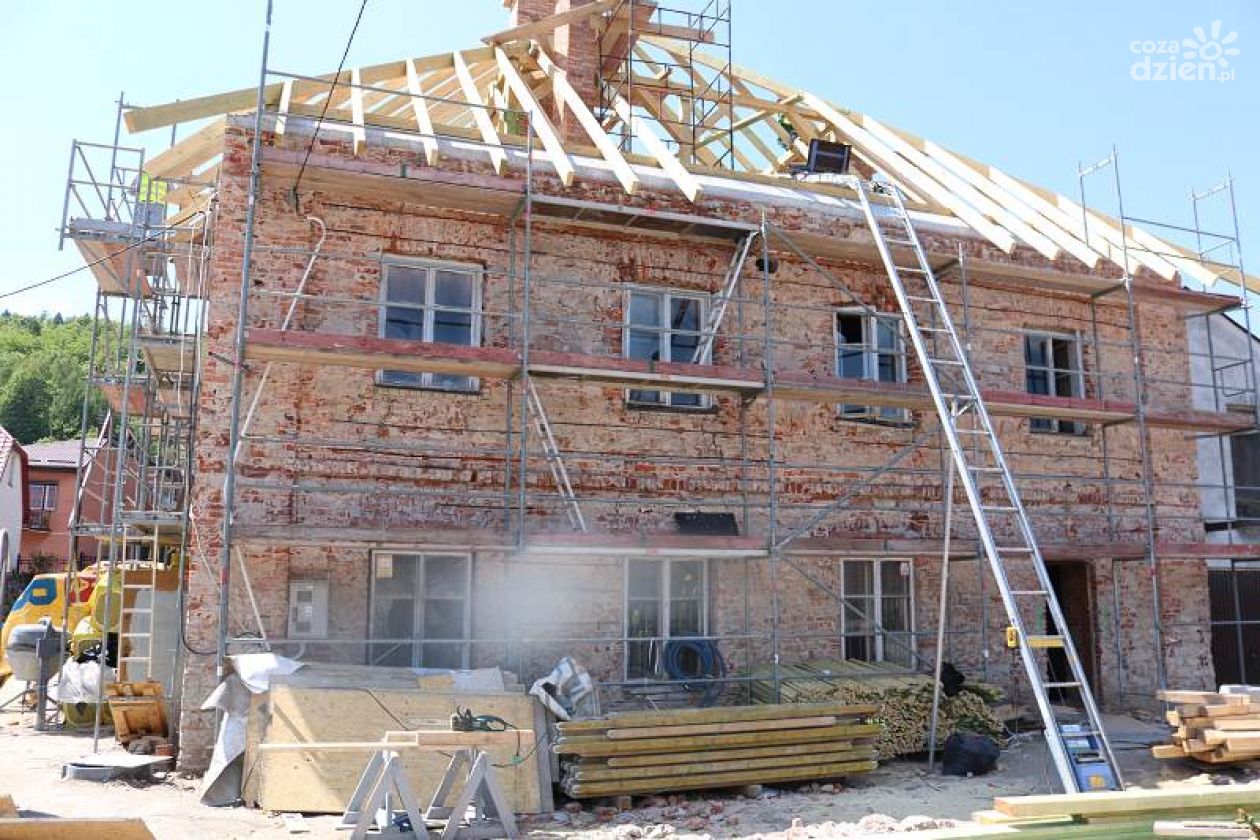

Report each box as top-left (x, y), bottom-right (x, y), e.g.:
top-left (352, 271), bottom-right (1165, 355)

top-left (611, 95), bottom-right (701, 200)
top-left (483, 0), bottom-right (619, 45)
top-left (404, 58), bottom-right (440, 165)
top-left (531, 45), bottom-right (639, 195)
top-left (495, 46), bottom-right (575, 186)
top-left (453, 51), bottom-right (507, 174)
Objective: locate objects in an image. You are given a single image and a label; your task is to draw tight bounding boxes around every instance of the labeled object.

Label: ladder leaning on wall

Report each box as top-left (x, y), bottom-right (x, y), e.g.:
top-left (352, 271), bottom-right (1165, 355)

top-left (852, 177), bottom-right (1124, 793)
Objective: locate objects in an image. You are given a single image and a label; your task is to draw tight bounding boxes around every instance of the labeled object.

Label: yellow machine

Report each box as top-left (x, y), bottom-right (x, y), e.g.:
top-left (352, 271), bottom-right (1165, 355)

top-left (0, 570), bottom-right (97, 688)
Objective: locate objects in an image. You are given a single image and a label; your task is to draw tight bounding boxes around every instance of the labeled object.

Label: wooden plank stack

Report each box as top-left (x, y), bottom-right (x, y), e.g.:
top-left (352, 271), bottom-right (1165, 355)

top-left (749, 660), bottom-right (1003, 759)
top-left (1153, 689), bottom-right (1260, 765)
top-left (553, 702), bottom-right (879, 799)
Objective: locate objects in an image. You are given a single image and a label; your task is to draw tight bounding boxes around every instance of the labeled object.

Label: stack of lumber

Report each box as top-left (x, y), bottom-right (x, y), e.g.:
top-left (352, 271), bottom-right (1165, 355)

top-left (967, 781), bottom-right (1260, 838)
top-left (1152, 689), bottom-right (1260, 765)
top-left (750, 659), bottom-right (1003, 759)
top-left (553, 701), bottom-right (879, 799)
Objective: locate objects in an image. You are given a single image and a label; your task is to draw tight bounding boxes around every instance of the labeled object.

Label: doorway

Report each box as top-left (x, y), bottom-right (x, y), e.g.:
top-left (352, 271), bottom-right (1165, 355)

top-left (1044, 561), bottom-right (1098, 704)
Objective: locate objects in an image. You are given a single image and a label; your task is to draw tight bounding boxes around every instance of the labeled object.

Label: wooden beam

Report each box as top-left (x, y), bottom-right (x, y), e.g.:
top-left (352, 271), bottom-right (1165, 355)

top-left (859, 115), bottom-right (1061, 261)
top-left (122, 48), bottom-right (506, 132)
top-left (453, 51), bottom-right (507, 174)
top-left (918, 139), bottom-right (1101, 268)
top-left (404, 58), bottom-right (440, 165)
top-left (348, 68), bottom-right (366, 154)
top-left (532, 46), bottom-right (639, 195)
top-left (993, 781), bottom-right (1260, 819)
top-left (483, 0), bottom-right (619, 44)
top-left (495, 47), bottom-right (574, 186)
top-left (801, 94), bottom-right (1019, 253)
top-left (144, 117), bottom-right (226, 180)
top-left (611, 95), bottom-right (701, 200)
top-left (274, 79), bottom-right (293, 136)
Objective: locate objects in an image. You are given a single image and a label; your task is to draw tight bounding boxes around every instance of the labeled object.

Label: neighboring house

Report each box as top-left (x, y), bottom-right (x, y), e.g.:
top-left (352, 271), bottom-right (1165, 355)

top-left (0, 427), bottom-right (27, 577)
top-left (1190, 313), bottom-right (1260, 684)
top-left (60, 1), bottom-right (1258, 772)
top-left (21, 439), bottom-right (99, 567)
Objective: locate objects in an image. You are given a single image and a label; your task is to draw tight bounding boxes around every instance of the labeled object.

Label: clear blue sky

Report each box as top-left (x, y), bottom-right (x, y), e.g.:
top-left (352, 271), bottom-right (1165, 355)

top-left (2, 0), bottom-right (1256, 316)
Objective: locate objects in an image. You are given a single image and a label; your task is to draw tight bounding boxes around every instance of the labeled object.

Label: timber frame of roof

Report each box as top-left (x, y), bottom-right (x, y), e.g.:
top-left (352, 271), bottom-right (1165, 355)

top-left (122, 1), bottom-right (1255, 295)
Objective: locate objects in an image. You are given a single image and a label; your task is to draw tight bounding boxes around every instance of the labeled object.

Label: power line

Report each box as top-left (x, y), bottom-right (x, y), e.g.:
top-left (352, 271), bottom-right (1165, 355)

top-left (292, 0), bottom-right (370, 195)
top-left (0, 232), bottom-right (164, 301)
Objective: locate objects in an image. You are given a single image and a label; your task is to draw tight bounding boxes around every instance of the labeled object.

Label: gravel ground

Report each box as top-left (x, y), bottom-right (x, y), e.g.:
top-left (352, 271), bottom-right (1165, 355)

top-left (1, 678), bottom-right (1253, 839)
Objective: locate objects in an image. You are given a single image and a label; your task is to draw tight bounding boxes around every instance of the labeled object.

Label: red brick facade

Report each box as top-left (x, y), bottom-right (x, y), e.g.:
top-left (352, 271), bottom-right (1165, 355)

top-left (174, 120), bottom-right (1214, 770)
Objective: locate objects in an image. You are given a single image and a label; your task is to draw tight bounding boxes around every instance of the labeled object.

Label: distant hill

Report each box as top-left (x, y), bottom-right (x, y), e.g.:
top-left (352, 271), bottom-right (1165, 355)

top-left (0, 313), bottom-right (105, 444)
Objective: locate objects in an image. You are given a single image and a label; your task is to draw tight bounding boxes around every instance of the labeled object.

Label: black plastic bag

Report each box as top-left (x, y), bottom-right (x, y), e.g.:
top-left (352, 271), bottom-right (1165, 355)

top-left (941, 731), bottom-right (999, 777)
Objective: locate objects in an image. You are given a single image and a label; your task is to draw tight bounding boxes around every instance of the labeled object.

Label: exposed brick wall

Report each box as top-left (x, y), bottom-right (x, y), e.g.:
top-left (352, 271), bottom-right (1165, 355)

top-left (175, 123), bottom-right (1214, 770)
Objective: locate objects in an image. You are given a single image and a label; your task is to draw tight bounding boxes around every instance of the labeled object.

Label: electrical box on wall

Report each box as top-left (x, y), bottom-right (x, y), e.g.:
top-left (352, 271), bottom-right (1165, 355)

top-left (288, 580), bottom-right (329, 639)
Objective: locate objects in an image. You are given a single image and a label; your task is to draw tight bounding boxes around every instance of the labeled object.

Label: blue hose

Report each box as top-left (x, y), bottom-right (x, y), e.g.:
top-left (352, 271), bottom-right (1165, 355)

top-left (662, 639), bottom-right (727, 707)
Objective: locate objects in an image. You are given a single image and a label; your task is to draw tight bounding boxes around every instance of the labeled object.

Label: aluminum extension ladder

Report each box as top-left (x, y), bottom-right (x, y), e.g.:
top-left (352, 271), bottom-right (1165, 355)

top-left (853, 178), bottom-right (1123, 793)
top-left (526, 377), bottom-right (586, 532)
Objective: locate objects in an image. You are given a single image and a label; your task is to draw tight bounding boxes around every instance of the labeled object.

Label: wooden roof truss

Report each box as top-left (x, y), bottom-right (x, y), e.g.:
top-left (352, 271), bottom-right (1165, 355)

top-left (120, 12), bottom-right (1254, 294)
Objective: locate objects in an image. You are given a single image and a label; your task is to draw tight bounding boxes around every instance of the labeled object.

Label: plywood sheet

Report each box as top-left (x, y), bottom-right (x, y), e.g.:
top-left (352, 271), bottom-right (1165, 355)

top-left (254, 682), bottom-right (540, 814)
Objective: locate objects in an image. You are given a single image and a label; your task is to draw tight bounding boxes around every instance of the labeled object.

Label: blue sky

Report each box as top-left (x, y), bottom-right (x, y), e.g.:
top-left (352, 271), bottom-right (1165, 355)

top-left (1, 1), bottom-right (1256, 315)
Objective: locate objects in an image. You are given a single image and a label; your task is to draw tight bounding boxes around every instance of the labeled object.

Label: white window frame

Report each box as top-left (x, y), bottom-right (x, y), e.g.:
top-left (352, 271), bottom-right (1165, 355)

top-left (623, 558), bottom-right (709, 680)
top-left (1023, 330), bottom-right (1087, 435)
top-left (622, 286), bottom-right (712, 409)
top-left (377, 258), bottom-right (483, 392)
top-left (367, 551), bottom-right (473, 669)
top-left (839, 558), bottom-right (916, 666)
top-left (834, 308), bottom-right (909, 424)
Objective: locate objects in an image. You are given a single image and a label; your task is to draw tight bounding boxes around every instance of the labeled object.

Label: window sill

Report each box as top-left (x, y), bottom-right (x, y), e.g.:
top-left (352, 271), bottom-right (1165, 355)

top-left (626, 400), bottom-right (718, 415)
top-left (374, 377), bottom-right (481, 396)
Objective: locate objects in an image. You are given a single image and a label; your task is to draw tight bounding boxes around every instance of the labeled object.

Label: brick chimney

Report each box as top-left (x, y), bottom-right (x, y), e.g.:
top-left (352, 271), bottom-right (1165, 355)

top-left (506, 0), bottom-right (601, 141)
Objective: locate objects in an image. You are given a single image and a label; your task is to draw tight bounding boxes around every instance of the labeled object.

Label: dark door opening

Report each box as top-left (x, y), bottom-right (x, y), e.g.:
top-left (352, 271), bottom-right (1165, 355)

top-left (1209, 562), bottom-right (1260, 685)
top-left (1045, 561), bottom-right (1098, 705)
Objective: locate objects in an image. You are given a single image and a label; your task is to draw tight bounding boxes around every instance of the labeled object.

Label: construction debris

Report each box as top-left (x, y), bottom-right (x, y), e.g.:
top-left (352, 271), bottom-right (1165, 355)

top-left (1153, 690), bottom-right (1260, 765)
top-left (553, 701), bottom-right (878, 798)
top-left (750, 660), bottom-right (1003, 759)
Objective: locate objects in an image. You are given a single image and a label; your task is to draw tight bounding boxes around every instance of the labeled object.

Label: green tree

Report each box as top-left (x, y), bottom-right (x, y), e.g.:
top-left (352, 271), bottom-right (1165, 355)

top-left (0, 367), bottom-right (52, 442)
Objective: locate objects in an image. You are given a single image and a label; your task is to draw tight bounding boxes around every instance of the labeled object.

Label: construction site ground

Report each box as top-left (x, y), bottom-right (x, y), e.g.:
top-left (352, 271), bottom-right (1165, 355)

top-left (4, 674), bottom-right (1256, 840)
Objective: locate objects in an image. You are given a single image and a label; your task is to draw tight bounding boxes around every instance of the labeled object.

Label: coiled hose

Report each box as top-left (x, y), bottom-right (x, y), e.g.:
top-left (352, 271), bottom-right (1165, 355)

top-left (662, 639), bottom-right (727, 707)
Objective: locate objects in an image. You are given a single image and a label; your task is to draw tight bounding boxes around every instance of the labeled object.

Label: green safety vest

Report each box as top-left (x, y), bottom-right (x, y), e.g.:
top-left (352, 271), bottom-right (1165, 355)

top-left (137, 171), bottom-right (167, 204)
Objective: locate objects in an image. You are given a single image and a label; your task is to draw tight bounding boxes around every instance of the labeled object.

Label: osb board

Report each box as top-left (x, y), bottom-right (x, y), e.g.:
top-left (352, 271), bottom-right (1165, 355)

top-left (0, 818), bottom-right (155, 839)
top-left (254, 683), bottom-right (541, 814)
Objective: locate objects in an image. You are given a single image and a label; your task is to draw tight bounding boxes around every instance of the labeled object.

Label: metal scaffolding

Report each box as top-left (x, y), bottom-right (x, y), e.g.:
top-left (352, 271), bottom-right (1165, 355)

top-left (58, 94), bottom-right (213, 745)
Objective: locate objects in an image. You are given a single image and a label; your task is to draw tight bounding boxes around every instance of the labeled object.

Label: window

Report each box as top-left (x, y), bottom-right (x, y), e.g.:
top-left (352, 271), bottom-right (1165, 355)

top-left (369, 553), bottom-right (471, 669)
top-left (1024, 332), bottom-right (1085, 434)
top-left (625, 559), bottom-right (706, 679)
top-left (1231, 433), bottom-right (1260, 522)
top-left (378, 260), bottom-right (481, 392)
top-left (835, 310), bottom-right (908, 423)
top-left (26, 482), bottom-right (58, 531)
top-left (624, 288), bottom-right (709, 408)
top-left (840, 559), bottom-right (914, 666)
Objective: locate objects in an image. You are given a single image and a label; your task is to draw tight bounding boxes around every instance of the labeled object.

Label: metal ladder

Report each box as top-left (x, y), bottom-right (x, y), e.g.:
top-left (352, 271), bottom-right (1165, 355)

top-left (853, 178), bottom-right (1123, 793)
top-left (526, 377), bottom-right (586, 532)
top-left (691, 230), bottom-right (758, 364)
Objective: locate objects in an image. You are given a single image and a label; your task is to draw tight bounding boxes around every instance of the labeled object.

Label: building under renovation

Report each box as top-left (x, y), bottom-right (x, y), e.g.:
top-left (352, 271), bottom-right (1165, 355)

top-left (57, 0), bottom-right (1259, 786)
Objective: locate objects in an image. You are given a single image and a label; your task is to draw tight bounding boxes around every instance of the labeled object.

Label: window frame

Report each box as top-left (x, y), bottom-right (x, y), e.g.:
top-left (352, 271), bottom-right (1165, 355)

top-left (367, 551), bottom-right (473, 669)
top-left (622, 286), bottom-right (712, 410)
top-left (623, 558), bottom-right (709, 680)
top-left (834, 308), bottom-right (910, 424)
top-left (1023, 330), bottom-right (1087, 435)
top-left (839, 558), bottom-right (916, 666)
top-left (25, 481), bottom-right (58, 531)
top-left (376, 258), bottom-right (483, 393)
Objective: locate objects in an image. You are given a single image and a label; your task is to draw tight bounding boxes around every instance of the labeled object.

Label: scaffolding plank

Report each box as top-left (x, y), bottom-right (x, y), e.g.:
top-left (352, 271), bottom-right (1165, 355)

top-left (243, 330), bottom-right (520, 378)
